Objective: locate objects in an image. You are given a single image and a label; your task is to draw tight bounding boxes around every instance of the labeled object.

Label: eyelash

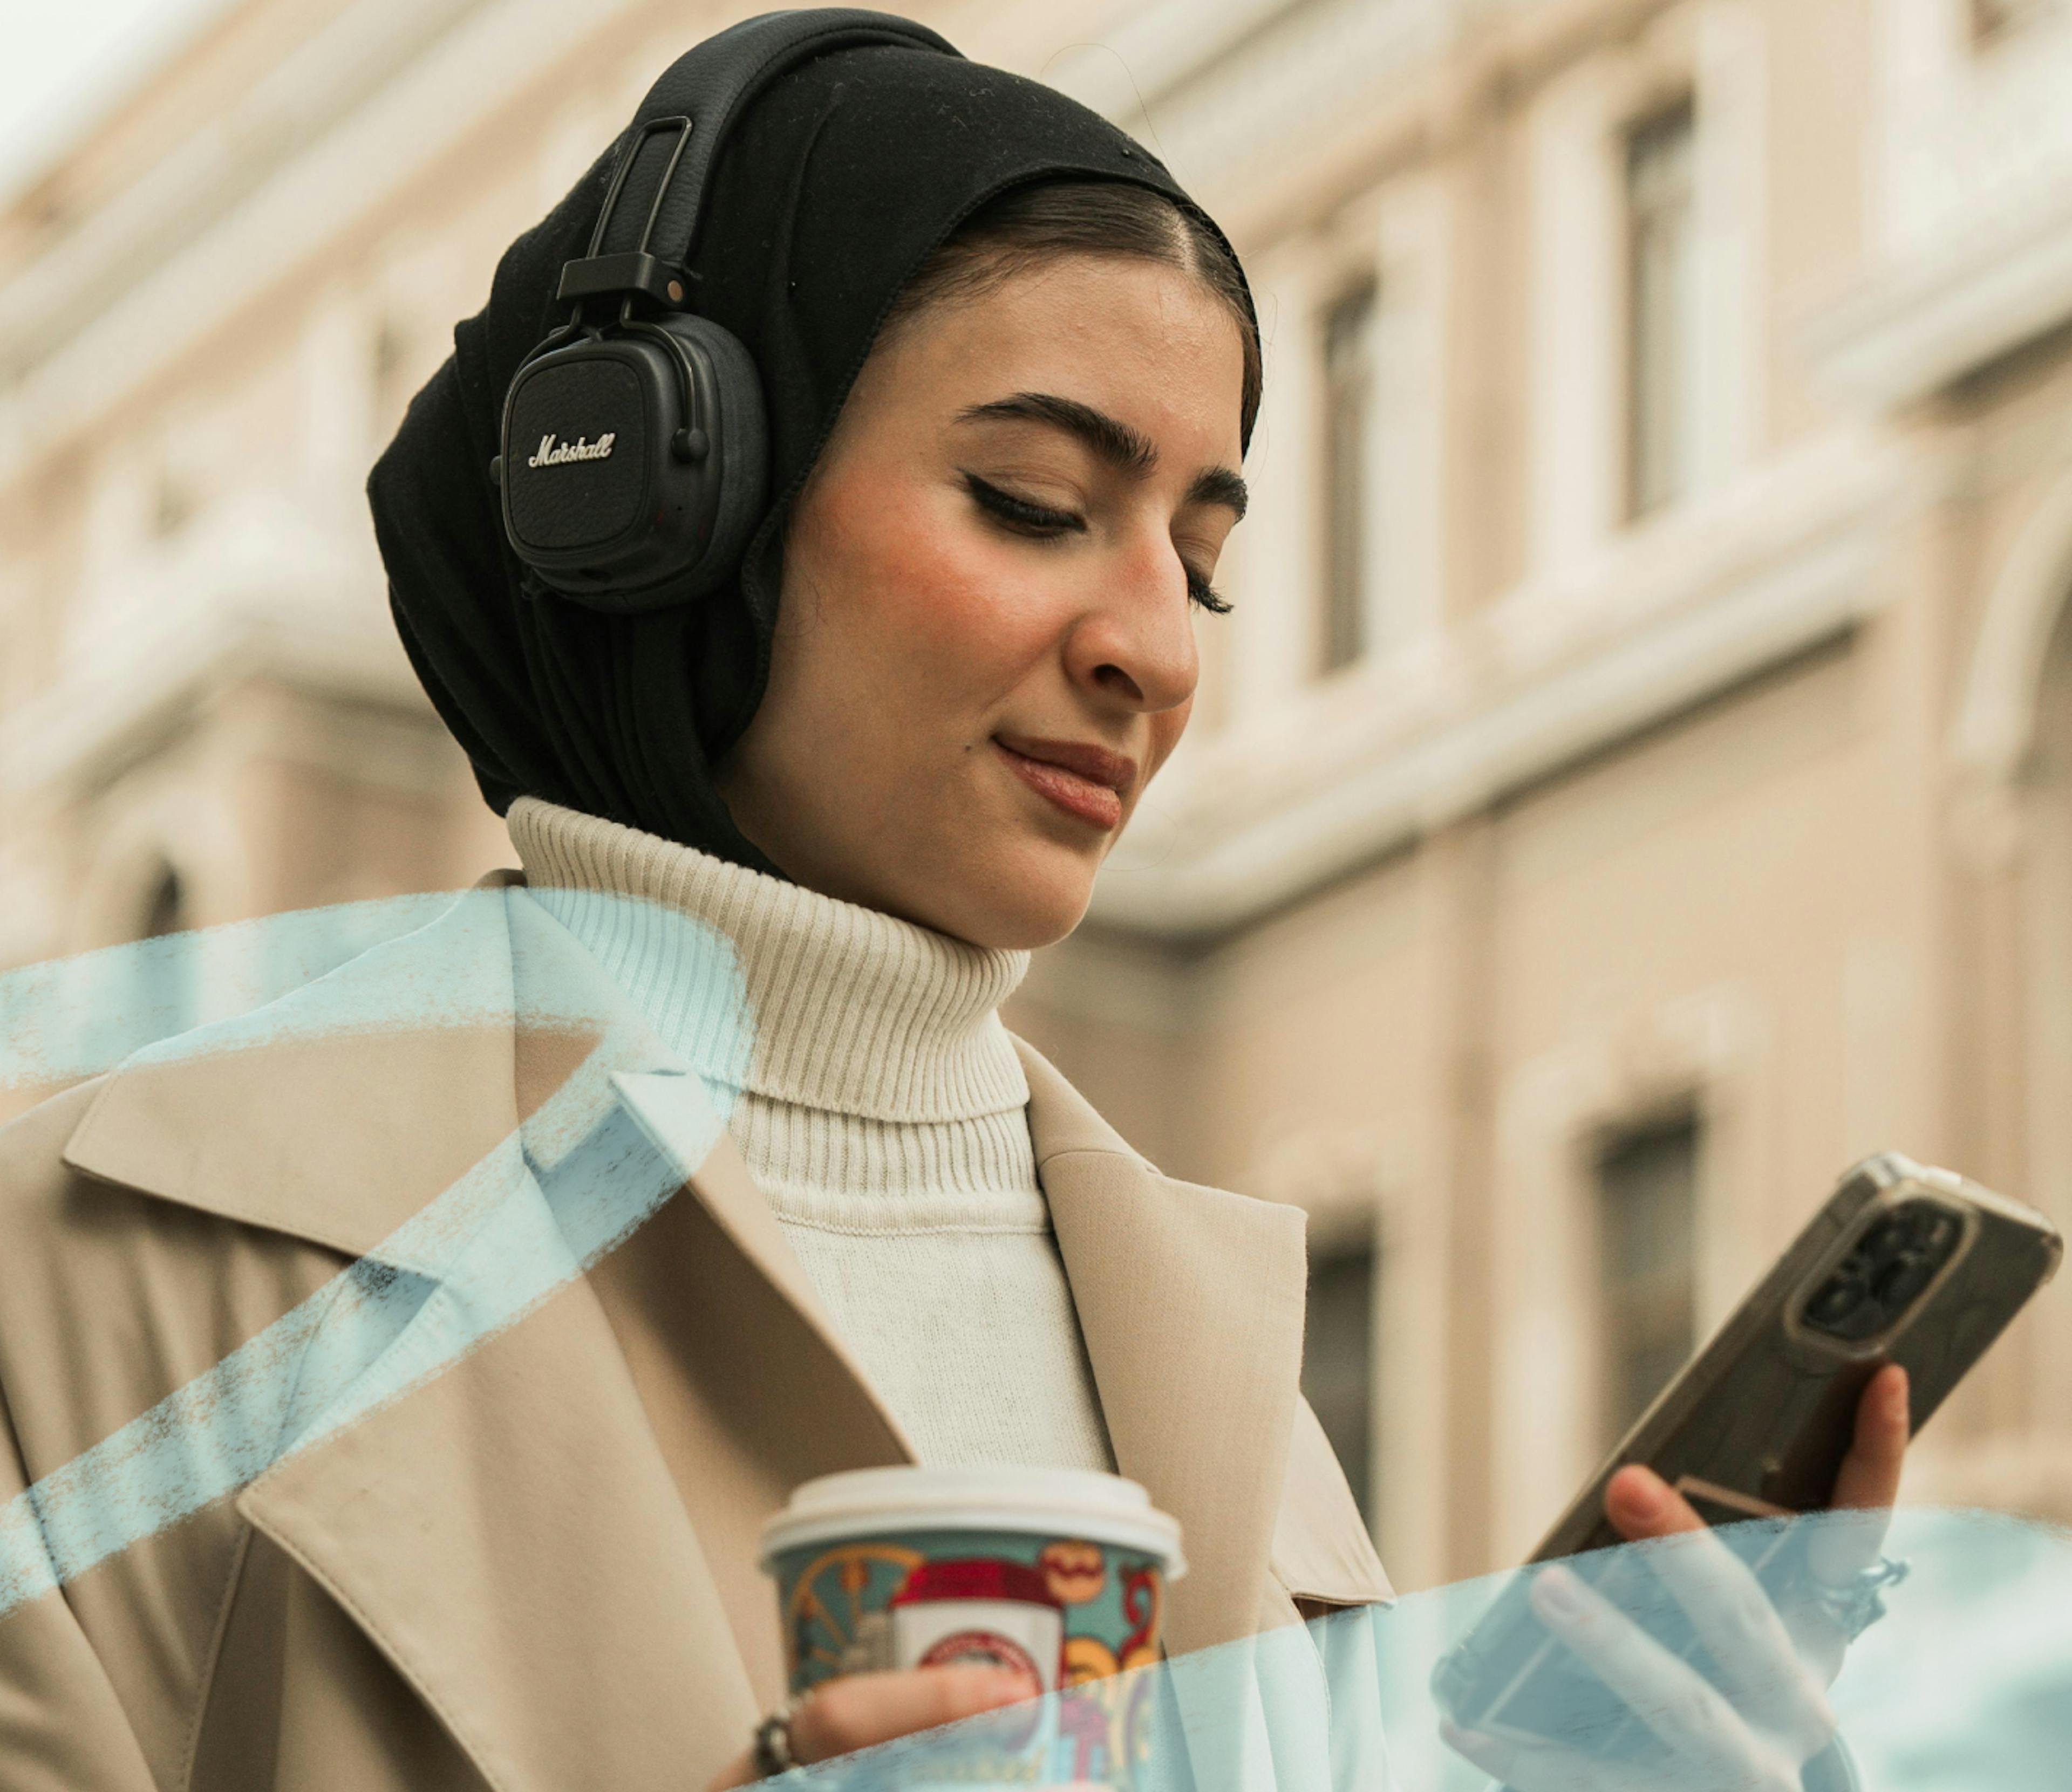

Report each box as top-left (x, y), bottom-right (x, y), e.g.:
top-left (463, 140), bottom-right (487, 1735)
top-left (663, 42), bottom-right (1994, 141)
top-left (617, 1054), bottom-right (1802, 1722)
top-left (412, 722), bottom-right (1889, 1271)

top-left (960, 473), bottom-right (1233, 615)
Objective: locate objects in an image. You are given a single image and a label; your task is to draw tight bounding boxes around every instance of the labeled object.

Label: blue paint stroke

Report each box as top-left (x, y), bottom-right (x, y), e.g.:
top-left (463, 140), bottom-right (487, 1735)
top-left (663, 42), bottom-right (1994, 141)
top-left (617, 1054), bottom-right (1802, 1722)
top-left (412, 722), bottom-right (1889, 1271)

top-left (778, 1507), bottom-right (2072, 1792)
top-left (0, 893), bottom-right (460, 1092)
top-left (0, 884), bottom-right (754, 1620)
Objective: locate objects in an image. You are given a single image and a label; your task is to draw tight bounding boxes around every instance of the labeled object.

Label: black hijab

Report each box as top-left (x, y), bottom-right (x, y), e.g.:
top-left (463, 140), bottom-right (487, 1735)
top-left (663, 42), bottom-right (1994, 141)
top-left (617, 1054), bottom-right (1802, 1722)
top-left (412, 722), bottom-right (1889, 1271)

top-left (369, 32), bottom-right (1250, 874)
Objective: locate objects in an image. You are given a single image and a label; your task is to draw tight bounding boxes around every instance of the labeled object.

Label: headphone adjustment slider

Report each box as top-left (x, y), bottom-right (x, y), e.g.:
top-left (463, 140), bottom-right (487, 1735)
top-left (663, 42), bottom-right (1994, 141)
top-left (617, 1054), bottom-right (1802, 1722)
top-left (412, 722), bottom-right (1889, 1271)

top-left (556, 250), bottom-right (687, 309)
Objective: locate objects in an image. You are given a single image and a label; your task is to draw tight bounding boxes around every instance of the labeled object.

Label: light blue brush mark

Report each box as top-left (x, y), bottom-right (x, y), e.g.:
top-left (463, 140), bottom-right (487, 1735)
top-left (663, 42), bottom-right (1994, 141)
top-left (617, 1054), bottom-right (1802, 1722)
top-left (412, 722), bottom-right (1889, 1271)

top-left (776, 1509), bottom-right (2072, 1792)
top-left (0, 893), bottom-right (461, 1091)
top-left (0, 884), bottom-right (753, 1621)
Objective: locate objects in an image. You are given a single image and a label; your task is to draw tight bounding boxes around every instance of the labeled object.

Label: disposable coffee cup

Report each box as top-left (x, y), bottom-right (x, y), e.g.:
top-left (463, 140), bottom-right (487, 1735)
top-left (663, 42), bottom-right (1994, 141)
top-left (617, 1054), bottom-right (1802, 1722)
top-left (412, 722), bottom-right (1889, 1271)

top-left (760, 1465), bottom-right (1185, 1780)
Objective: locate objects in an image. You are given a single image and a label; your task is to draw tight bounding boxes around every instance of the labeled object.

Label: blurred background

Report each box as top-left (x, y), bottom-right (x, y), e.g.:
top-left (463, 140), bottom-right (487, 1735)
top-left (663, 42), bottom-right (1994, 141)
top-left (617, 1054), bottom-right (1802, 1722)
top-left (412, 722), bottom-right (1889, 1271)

top-left (3, 0), bottom-right (2069, 1595)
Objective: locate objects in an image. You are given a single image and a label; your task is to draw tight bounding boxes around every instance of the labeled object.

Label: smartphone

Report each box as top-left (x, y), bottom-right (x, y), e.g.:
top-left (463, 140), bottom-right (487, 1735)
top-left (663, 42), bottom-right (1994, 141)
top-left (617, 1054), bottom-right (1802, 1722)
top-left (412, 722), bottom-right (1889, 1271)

top-left (1430, 1150), bottom-right (2062, 1757)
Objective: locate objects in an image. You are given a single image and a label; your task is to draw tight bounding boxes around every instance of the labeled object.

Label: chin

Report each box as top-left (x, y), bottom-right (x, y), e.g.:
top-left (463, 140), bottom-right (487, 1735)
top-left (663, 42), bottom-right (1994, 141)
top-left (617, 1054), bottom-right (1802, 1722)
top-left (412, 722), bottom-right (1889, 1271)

top-left (914, 842), bottom-right (1098, 951)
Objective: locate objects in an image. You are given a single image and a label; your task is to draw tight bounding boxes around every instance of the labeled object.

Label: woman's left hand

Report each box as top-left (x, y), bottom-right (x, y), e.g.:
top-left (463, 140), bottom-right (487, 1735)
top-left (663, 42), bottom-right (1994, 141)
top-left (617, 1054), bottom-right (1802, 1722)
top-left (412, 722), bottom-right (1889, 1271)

top-left (1443, 1363), bottom-right (1910, 1791)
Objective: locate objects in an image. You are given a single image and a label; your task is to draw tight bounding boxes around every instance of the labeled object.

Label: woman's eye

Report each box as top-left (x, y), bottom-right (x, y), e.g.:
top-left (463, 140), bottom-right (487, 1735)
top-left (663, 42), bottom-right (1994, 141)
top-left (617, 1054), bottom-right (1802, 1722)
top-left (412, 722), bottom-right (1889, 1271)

top-left (963, 472), bottom-right (1233, 615)
top-left (962, 473), bottom-right (1084, 537)
top-left (1185, 568), bottom-right (1233, 615)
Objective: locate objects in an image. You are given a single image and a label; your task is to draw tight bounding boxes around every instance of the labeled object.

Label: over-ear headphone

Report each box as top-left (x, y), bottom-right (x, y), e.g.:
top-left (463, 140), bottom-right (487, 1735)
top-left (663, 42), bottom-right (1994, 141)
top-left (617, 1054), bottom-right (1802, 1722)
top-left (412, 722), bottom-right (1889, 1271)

top-left (491, 10), bottom-right (958, 614)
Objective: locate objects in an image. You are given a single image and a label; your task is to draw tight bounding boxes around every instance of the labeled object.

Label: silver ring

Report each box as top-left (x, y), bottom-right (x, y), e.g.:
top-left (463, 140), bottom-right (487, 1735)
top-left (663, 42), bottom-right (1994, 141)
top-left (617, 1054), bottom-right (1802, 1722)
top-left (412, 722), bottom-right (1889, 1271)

top-left (1802, 1554), bottom-right (1909, 1642)
top-left (751, 1693), bottom-right (806, 1778)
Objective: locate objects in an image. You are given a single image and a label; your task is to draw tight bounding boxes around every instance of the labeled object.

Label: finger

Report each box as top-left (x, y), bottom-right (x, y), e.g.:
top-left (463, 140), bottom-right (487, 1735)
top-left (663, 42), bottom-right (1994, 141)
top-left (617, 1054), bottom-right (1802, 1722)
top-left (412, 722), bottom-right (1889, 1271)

top-left (1599, 1458), bottom-right (1699, 1541)
top-left (1832, 1365), bottom-right (1908, 1510)
top-left (1603, 1466), bottom-right (1831, 1742)
top-left (790, 1665), bottom-right (1033, 1764)
top-left (1529, 1565), bottom-right (1781, 1775)
top-left (1604, 1466), bottom-right (1703, 1542)
top-left (1441, 1718), bottom-right (1682, 1792)
top-left (1606, 1471), bottom-right (1824, 1730)
top-left (1808, 1366), bottom-right (1908, 1584)
top-left (1603, 1517), bottom-right (1837, 1757)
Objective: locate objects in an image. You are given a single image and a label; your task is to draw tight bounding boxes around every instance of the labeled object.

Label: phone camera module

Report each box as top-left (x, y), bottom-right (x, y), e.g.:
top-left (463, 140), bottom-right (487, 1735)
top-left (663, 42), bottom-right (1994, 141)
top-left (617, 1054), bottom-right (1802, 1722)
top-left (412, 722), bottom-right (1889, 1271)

top-left (1803, 1272), bottom-right (1881, 1339)
top-left (1801, 1198), bottom-right (1964, 1340)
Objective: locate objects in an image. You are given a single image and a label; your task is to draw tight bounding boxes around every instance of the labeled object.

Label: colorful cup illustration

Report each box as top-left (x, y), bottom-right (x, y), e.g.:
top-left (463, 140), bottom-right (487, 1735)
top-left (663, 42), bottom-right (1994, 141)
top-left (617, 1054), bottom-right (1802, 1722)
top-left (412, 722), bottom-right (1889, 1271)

top-left (759, 1465), bottom-right (1186, 1782)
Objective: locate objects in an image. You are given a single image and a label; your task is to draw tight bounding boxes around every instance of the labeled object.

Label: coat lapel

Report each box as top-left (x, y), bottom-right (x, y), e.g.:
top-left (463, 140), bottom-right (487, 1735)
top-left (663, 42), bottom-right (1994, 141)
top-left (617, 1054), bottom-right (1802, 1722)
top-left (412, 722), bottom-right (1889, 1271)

top-left (235, 1238), bottom-right (762, 1792)
top-left (58, 879), bottom-right (906, 1790)
top-left (1015, 1035), bottom-right (1311, 1656)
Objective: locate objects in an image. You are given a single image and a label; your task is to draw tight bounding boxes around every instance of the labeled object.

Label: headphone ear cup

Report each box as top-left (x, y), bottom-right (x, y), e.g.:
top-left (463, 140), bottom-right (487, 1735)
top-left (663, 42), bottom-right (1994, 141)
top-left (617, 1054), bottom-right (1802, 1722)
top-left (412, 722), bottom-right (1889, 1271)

top-left (664, 313), bottom-right (767, 598)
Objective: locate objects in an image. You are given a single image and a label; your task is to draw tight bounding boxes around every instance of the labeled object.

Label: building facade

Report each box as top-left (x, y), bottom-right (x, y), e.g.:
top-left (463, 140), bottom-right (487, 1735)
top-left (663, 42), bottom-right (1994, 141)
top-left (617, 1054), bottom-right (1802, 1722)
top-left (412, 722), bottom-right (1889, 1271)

top-left (4, 0), bottom-right (2070, 1592)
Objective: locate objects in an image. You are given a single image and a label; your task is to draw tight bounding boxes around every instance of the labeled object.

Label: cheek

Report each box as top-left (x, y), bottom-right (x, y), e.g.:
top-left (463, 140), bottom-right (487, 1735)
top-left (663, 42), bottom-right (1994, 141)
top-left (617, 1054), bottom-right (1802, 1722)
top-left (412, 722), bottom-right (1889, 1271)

top-left (811, 476), bottom-right (1059, 705)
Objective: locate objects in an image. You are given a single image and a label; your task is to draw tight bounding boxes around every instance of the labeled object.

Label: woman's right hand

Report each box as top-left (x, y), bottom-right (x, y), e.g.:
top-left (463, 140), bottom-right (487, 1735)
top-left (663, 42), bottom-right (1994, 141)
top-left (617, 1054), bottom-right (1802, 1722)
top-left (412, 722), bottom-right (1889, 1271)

top-left (706, 1664), bottom-right (1033, 1788)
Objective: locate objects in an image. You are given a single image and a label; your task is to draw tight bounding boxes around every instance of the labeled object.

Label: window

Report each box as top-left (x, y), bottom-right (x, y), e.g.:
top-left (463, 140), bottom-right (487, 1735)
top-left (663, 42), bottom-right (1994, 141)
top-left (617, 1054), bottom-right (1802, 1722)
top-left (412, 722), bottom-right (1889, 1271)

top-left (1597, 1114), bottom-right (1699, 1443)
top-left (1623, 100), bottom-right (1697, 521)
top-left (1319, 277), bottom-right (1377, 674)
top-left (1302, 1232), bottom-right (1378, 1526)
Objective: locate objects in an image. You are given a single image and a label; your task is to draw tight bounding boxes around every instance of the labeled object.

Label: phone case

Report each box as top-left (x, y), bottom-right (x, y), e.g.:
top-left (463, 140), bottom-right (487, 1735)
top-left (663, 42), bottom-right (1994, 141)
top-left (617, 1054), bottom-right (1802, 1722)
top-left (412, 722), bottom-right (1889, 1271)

top-left (1430, 1151), bottom-right (2062, 1749)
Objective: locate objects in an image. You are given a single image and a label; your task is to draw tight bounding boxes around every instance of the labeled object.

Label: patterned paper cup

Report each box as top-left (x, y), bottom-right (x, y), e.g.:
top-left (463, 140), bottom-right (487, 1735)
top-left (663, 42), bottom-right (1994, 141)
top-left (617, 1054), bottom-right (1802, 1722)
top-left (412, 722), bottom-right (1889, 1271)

top-left (759, 1465), bottom-right (1185, 1782)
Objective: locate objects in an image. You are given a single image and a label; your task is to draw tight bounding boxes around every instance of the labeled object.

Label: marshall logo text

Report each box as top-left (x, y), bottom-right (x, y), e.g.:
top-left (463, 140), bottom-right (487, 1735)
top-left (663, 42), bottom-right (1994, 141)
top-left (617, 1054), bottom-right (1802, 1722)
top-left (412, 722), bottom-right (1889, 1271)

top-left (527, 432), bottom-right (617, 469)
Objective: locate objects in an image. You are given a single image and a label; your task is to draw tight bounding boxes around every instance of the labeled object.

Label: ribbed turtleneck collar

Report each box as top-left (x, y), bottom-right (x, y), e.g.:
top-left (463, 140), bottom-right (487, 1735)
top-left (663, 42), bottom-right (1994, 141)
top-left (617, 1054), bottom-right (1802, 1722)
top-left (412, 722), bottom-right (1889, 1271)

top-left (507, 797), bottom-right (1032, 1123)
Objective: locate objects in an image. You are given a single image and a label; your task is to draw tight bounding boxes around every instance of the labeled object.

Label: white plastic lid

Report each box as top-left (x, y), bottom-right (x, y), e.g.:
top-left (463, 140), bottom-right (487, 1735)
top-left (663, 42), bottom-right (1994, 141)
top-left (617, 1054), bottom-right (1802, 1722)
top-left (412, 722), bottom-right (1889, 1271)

top-left (758, 1465), bottom-right (1185, 1579)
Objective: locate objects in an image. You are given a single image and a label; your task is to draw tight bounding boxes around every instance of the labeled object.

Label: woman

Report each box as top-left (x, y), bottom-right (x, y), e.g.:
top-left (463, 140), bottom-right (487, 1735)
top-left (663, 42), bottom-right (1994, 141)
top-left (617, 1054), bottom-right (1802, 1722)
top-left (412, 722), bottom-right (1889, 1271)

top-left (0, 16), bottom-right (1904, 1791)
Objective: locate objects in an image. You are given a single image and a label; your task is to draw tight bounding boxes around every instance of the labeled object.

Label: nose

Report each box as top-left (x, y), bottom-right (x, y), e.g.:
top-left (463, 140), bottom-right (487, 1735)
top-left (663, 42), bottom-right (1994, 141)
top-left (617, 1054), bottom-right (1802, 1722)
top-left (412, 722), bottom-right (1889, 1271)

top-left (1061, 530), bottom-right (1199, 715)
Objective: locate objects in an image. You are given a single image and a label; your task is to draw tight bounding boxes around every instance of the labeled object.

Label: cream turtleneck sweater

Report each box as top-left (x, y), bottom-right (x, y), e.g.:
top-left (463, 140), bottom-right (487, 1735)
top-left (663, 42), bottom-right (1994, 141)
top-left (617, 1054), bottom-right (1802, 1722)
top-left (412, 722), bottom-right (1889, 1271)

top-left (508, 797), bottom-right (1116, 1474)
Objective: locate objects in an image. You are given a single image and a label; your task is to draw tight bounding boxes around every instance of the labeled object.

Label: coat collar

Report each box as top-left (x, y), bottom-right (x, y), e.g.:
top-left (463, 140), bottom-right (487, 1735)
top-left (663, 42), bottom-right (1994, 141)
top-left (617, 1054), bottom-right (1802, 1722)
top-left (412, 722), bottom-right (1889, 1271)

top-left (56, 878), bottom-right (1313, 1783)
top-left (58, 878), bottom-right (528, 1275)
top-left (58, 874), bottom-right (898, 1426)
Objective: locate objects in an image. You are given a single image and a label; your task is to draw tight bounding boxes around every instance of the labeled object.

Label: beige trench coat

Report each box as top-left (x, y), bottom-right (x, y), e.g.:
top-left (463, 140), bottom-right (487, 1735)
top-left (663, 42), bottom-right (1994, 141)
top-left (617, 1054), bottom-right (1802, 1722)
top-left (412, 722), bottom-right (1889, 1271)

top-left (0, 874), bottom-right (1391, 1792)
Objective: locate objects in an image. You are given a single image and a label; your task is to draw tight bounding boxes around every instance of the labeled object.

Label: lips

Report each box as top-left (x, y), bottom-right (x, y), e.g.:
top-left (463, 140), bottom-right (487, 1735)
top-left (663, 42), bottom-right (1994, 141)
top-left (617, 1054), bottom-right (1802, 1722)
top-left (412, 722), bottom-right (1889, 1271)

top-left (993, 735), bottom-right (1134, 831)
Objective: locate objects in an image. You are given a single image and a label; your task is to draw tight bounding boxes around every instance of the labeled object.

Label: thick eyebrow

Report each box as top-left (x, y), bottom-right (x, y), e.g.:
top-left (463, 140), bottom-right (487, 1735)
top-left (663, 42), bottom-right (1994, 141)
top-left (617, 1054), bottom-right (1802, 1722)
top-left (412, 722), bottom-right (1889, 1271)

top-left (955, 391), bottom-right (1248, 519)
top-left (1187, 465), bottom-right (1249, 521)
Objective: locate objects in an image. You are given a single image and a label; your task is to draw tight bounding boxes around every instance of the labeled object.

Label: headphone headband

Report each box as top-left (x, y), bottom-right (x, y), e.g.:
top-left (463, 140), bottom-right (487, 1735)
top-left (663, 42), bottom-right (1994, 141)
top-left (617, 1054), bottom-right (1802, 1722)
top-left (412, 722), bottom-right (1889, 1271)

top-left (557, 10), bottom-right (959, 310)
